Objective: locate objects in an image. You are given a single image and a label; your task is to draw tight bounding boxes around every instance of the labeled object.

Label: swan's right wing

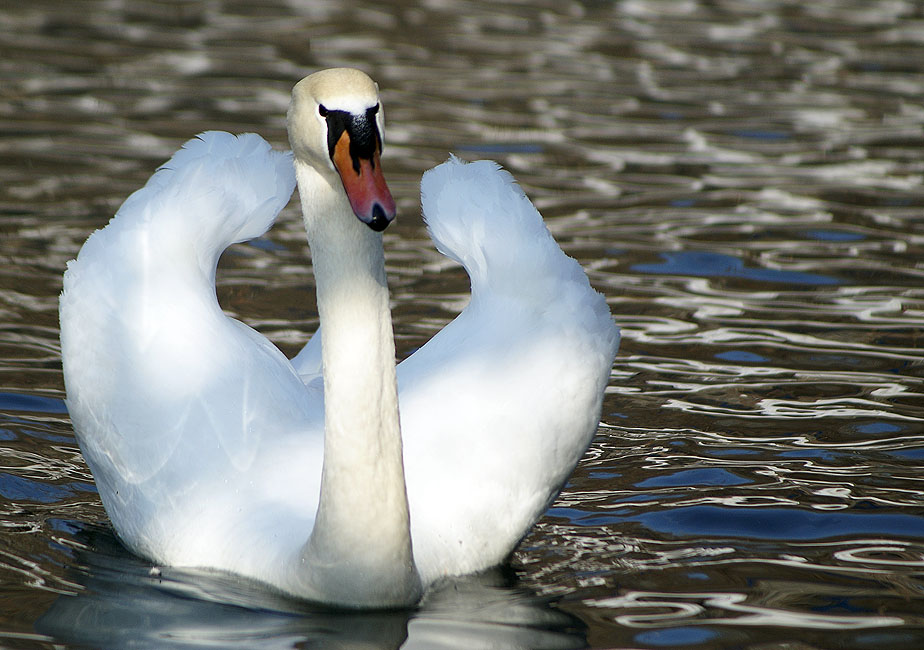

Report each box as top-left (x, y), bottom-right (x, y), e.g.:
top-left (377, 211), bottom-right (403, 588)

top-left (400, 156), bottom-right (620, 582)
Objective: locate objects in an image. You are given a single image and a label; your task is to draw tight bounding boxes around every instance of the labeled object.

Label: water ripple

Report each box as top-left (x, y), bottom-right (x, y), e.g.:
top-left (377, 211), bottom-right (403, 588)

top-left (591, 590), bottom-right (905, 629)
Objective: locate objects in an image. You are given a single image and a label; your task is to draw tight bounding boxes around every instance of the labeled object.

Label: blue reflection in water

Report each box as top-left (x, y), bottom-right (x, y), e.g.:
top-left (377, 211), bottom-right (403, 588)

top-left (633, 251), bottom-right (840, 286)
top-left (715, 350), bottom-right (768, 363)
top-left (630, 506), bottom-right (924, 540)
top-left (635, 626), bottom-right (719, 646)
top-left (778, 449), bottom-right (842, 462)
top-left (853, 631), bottom-right (924, 648)
top-left (0, 392), bottom-right (67, 414)
top-left (805, 229), bottom-right (866, 242)
top-left (732, 129), bottom-right (790, 140)
top-left (0, 474), bottom-right (84, 504)
top-left (811, 595), bottom-right (868, 614)
top-left (889, 447), bottom-right (924, 460)
top-left (609, 494), bottom-right (666, 504)
top-left (854, 422), bottom-right (902, 435)
top-left (636, 468), bottom-right (751, 489)
top-left (551, 504), bottom-right (924, 540)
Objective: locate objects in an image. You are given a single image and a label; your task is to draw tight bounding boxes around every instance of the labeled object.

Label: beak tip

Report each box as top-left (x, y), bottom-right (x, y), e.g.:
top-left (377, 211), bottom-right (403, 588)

top-left (364, 203), bottom-right (395, 232)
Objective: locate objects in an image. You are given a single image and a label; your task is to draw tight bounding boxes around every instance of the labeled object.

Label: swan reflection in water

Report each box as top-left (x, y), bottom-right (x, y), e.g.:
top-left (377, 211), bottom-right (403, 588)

top-left (37, 524), bottom-right (586, 650)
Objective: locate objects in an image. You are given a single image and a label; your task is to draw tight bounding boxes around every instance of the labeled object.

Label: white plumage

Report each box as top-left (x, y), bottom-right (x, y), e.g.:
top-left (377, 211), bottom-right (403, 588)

top-left (60, 69), bottom-right (619, 608)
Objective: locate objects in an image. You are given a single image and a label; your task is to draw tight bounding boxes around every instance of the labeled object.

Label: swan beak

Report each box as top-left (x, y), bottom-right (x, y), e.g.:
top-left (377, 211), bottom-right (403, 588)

top-left (332, 131), bottom-right (396, 232)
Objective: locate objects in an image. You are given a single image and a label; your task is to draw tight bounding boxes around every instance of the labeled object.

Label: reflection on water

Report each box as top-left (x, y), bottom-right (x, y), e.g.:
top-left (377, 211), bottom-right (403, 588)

top-left (1, 0), bottom-right (924, 648)
top-left (633, 250), bottom-right (842, 286)
top-left (36, 526), bottom-right (584, 650)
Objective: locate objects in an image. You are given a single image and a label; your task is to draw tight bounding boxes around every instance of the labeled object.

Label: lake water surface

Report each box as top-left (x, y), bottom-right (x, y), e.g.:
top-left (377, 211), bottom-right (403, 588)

top-left (1, 0), bottom-right (923, 648)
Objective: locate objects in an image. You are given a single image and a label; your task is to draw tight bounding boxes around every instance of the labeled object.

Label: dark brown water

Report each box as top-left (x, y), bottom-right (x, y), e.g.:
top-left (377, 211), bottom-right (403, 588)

top-left (1, 1), bottom-right (923, 647)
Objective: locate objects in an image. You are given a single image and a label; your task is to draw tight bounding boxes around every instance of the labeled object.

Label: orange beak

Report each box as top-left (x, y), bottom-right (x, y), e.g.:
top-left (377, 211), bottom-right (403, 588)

top-left (332, 130), bottom-right (396, 232)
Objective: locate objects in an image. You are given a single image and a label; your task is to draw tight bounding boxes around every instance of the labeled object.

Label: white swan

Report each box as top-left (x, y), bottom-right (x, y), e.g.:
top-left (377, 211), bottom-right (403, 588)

top-left (60, 68), bottom-right (620, 608)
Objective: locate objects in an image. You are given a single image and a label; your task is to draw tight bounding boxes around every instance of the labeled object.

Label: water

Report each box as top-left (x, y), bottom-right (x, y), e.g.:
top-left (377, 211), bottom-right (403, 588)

top-left (2, 0), bottom-right (923, 647)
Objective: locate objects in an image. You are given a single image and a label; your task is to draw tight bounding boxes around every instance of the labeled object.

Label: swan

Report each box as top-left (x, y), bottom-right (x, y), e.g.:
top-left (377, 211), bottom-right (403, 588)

top-left (59, 68), bottom-right (620, 608)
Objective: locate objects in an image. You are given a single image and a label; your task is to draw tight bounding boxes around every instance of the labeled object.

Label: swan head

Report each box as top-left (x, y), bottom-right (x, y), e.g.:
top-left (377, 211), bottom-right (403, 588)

top-left (288, 68), bottom-right (396, 232)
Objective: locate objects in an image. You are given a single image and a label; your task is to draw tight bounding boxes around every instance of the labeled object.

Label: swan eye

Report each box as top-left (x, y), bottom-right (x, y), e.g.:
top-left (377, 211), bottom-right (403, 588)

top-left (318, 104), bottom-right (329, 118)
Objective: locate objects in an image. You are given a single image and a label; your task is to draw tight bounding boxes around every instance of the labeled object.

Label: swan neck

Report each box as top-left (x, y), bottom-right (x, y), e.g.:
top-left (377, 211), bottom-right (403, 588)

top-left (294, 160), bottom-right (420, 606)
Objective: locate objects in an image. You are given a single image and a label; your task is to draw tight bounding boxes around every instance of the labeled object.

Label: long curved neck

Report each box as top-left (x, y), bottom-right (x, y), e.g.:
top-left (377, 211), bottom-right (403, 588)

top-left (294, 160), bottom-right (420, 607)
